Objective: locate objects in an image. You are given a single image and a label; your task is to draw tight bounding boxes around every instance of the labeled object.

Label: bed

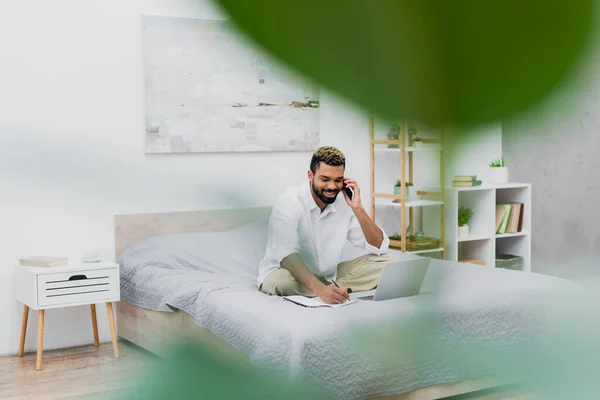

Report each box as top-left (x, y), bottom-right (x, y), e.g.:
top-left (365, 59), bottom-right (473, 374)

top-left (113, 207), bottom-right (584, 400)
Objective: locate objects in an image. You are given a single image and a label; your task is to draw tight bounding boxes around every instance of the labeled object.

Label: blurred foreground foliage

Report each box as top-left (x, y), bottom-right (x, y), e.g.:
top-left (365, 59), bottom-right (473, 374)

top-left (119, 339), bottom-right (331, 400)
top-left (216, 0), bottom-right (596, 129)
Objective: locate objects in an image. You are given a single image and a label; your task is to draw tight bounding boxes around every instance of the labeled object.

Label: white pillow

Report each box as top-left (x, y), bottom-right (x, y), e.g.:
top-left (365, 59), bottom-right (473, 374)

top-left (118, 217), bottom-right (270, 277)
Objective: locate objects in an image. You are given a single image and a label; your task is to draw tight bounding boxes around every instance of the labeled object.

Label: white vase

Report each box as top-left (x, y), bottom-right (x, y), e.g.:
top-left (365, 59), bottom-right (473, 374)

top-left (458, 224), bottom-right (469, 239)
top-left (413, 141), bottom-right (422, 148)
top-left (489, 166), bottom-right (508, 184)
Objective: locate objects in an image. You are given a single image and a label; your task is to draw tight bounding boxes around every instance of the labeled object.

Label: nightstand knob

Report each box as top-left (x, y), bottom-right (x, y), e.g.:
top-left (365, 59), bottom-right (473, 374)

top-left (68, 274), bottom-right (87, 281)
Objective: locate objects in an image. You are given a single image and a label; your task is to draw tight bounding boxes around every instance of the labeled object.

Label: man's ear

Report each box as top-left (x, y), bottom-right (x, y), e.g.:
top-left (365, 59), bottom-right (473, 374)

top-left (307, 169), bottom-right (313, 182)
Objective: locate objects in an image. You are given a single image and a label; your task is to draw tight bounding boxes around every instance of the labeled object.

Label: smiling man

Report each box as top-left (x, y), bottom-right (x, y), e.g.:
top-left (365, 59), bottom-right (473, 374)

top-left (257, 146), bottom-right (394, 304)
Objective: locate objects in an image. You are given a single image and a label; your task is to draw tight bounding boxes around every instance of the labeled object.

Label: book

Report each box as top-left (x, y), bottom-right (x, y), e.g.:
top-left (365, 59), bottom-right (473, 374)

top-left (19, 256), bottom-right (68, 267)
top-left (506, 203), bottom-right (523, 233)
top-left (496, 204), bottom-right (512, 234)
top-left (452, 180), bottom-right (482, 187)
top-left (283, 295), bottom-right (357, 308)
top-left (453, 175), bottom-right (477, 182)
top-left (495, 208), bottom-right (506, 232)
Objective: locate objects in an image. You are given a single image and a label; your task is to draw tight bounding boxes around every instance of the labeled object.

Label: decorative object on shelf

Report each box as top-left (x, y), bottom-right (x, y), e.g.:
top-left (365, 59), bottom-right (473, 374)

top-left (460, 258), bottom-right (485, 266)
top-left (394, 180), bottom-right (413, 200)
top-left (496, 202), bottom-right (523, 234)
top-left (408, 125), bottom-right (417, 136)
top-left (452, 175), bottom-right (482, 187)
top-left (82, 247), bottom-right (100, 263)
top-left (387, 124), bottom-right (402, 148)
top-left (389, 234), bottom-right (441, 251)
top-left (496, 253), bottom-right (524, 271)
top-left (458, 206), bottom-right (473, 239)
top-left (414, 231), bottom-right (426, 242)
top-left (489, 158), bottom-right (508, 184)
top-left (413, 136), bottom-right (423, 148)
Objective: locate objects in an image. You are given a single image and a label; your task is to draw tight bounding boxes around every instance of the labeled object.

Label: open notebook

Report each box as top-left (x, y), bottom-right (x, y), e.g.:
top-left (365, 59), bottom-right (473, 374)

top-left (283, 295), bottom-right (357, 308)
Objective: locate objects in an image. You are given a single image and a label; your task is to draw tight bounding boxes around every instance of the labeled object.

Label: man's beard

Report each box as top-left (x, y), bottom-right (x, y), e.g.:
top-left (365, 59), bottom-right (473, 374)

top-left (312, 181), bottom-right (339, 204)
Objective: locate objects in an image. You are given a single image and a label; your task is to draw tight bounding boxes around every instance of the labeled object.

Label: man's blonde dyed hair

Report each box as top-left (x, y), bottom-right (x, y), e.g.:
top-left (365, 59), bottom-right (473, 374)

top-left (310, 146), bottom-right (345, 173)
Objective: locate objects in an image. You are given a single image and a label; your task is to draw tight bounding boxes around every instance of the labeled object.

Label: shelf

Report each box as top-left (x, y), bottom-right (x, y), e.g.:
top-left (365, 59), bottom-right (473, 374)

top-left (444, 182), bottom-right (531, 272)
top-left (375, 146), bottom-right (442, 152)
top-left (447, 183), bottom-right (531, 191)
top-left (496, 231), bottom-right (528, 239)
top-left (370, 117), bottom-right (446, 258)
top-left (389, 238), bottom-right (443, 254)
top-left (409, 247), bottom-right (445, 255)
top-left (374, 198), bottom-right (444, 208)
top-left (458, 234), bottom-right (493, 242)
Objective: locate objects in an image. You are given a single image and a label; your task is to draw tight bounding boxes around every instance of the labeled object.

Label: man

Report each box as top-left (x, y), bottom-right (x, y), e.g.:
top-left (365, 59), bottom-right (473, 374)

top-left (257, 146), bottom-right (395, 304)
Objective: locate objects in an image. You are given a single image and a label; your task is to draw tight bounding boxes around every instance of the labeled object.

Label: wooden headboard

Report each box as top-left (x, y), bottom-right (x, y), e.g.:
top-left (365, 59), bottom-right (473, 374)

top-left (114, 207), bottom-right (272, 258)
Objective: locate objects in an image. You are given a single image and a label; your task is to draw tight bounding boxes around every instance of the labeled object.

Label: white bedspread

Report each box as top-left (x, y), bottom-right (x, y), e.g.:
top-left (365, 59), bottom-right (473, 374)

top-left (117, 219), bottom-right (591, 399)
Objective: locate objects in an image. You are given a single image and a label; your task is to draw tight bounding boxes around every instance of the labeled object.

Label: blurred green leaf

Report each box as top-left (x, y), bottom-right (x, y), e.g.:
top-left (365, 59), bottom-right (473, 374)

top-left (215, 0), bottom-right (595, 128)
top-left (120, 340), bottom-right (331, 400)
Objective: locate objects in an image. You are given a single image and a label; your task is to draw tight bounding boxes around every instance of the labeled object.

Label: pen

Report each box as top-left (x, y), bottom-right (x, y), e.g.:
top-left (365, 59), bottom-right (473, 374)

top-left (331, 279), bottom-right (352, 294)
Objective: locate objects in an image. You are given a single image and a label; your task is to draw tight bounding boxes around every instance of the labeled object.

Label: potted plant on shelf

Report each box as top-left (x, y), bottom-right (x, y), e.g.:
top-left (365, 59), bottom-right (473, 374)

top-left (489, 157), bottom-right (508, 184)
top-left (394, 180), bottom-right (414, 200)
top-left (458, 206), bottom-right (473, 239)
top-left (387, 124), bottom-right (401, 148)
top-left (413, 136), bottom-right (423, 148)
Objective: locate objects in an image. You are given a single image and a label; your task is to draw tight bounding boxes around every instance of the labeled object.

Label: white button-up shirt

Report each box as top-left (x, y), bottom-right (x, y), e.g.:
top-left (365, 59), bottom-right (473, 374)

top-left (257, 183), bottom-right (390, 287)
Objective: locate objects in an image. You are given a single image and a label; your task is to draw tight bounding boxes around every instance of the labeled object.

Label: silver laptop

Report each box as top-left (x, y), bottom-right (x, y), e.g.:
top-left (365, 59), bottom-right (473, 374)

top-left (349, 258), bottom-right (430, 301)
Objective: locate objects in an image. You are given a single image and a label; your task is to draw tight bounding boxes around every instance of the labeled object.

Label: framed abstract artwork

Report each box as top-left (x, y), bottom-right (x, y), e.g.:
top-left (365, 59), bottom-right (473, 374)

top-left (142, 16), bottom-right (320, 153)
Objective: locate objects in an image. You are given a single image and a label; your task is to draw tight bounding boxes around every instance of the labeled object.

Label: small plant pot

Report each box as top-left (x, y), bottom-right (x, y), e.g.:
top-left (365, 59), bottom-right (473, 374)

top-left (458, 224), bottom-right (469, 239)
top-left (394, 185), bottom-right (413, 199)
top-left (489, 166), bottom-right (508, 184)
top-left (413, 141), bottom-right (422, 148)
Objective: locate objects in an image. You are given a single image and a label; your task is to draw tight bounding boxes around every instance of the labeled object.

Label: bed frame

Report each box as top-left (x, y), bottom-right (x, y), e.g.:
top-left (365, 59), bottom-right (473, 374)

top-left (114, 207), bottom-right (507, 400)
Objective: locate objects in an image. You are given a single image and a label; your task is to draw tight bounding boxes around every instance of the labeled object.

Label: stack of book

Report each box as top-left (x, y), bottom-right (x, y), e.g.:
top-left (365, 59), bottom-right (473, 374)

top-left (19, 256), bottom-right (68, 267)
top-left (452, 175), bottom-right (482, 187)
top-left (495, 203), bottom-right (524, 234)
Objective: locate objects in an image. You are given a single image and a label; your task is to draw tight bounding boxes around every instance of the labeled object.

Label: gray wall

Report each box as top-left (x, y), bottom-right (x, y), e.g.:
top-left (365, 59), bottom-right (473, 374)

top-left (502, 41), bottom-right (600, 278)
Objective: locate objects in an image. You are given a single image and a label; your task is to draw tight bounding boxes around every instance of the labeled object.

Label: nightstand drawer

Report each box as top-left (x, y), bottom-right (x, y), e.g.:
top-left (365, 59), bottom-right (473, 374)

top-left (37, 268), bottom-right (118, 307)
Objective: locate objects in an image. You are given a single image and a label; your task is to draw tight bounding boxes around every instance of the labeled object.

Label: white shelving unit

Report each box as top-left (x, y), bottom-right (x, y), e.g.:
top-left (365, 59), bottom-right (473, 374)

top-left (445, 183), bottom-right (531, 272)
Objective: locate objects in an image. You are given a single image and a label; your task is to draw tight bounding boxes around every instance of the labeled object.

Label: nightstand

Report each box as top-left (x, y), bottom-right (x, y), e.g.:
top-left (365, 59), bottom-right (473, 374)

top-left (14, 261), bottom-right (120, 370)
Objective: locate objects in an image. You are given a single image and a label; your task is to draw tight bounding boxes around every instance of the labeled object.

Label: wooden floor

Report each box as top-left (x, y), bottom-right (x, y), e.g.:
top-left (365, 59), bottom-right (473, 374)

top-left (0, 341), bottom-right (157, 400)
top-left (0, 341), bottom-right (535, 400)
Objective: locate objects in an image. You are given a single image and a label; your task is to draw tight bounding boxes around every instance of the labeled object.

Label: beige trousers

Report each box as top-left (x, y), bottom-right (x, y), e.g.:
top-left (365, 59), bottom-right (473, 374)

top-left (259, 253), bottom-right (396, 297)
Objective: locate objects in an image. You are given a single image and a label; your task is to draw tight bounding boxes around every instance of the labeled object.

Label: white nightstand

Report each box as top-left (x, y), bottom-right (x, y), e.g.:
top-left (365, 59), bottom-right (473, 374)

top-left (14, 261), bottom-right (120, 370)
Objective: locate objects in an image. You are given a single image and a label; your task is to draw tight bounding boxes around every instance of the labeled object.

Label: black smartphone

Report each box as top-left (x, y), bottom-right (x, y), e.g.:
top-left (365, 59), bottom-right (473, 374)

top-left (343, 185), bottom-right (354, 200)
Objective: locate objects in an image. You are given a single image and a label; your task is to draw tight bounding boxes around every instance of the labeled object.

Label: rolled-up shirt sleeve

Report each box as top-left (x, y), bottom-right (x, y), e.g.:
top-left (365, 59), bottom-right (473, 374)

top-left (347, 214), bottom-right (390, 255)
top-left (268, 194), bottom-right (301, 264)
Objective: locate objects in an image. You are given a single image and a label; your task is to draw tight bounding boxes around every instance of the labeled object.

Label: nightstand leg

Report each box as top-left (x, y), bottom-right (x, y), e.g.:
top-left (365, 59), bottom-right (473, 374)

top-left (36, 310), bottom-right (44, 370)
top-left (90, 304), bottom-right (99, 347)
top-left (105, 302), bottom-right (119, 358)
top-left (18, 305), bottom-right (29, 357)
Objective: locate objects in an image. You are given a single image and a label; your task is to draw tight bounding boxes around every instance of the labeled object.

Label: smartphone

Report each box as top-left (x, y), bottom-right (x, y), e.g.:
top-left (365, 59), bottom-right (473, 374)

top-left (343, 185), bottom-right (354, 201)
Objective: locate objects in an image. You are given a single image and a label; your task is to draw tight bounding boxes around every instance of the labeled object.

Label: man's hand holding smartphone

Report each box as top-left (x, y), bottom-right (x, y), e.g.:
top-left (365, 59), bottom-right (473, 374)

top-left (342, 177), bottom-right (360, 209)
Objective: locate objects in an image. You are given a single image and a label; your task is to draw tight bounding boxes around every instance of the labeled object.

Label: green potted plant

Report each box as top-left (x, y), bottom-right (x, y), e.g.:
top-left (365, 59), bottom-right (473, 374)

top-left (394, 180), bottom-right (414, 199)
top-left (387, 124), bottom-right (401, 148)
top-left (413, 136), bottom-right (423, 148)
top-left (489, 157), bottom-right (508, 184)
top-left (458, 206), bottom-right (473, 239)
